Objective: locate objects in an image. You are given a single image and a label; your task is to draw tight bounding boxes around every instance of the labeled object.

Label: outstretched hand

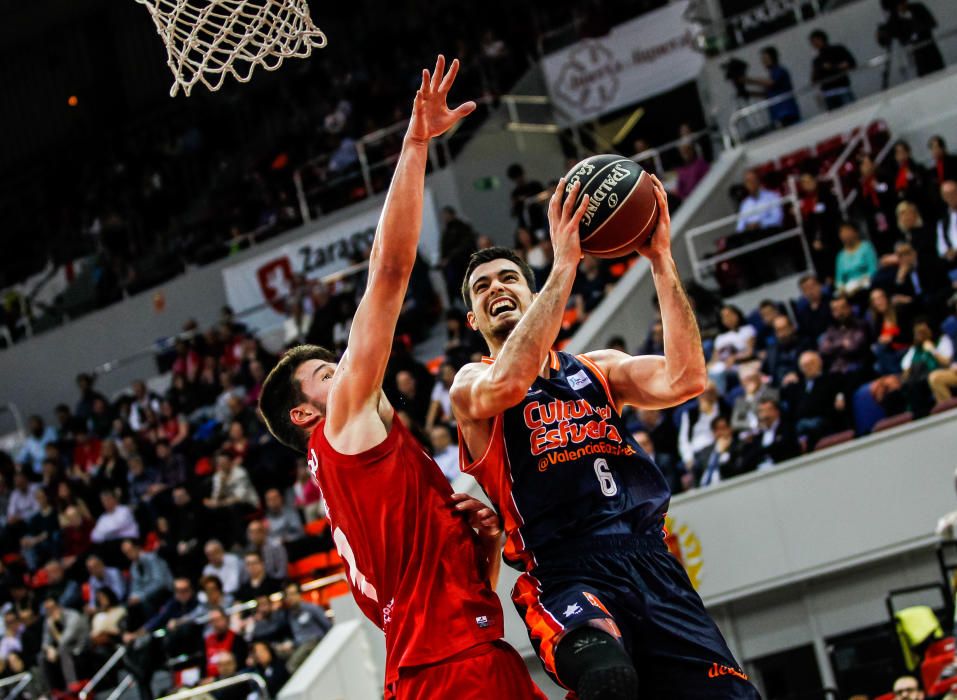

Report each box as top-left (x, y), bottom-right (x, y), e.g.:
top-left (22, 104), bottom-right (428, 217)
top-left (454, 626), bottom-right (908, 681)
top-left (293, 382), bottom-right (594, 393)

top-left (547, 178), bottom-right (588, 267)
top-left (408, 55), bottom-right (476, 144)
top-left (637, 174), bottom-right (672, 262)
top-left (451, 493), bottom-right (503, 541)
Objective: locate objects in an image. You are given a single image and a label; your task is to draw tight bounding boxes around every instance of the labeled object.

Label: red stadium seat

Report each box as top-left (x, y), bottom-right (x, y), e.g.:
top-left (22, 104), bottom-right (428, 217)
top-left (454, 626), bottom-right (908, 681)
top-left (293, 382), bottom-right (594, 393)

top-left (425, 355), bottom-right (445, 375)
top-left (779, 148), bottom-right (813, 173)
top-left (872, 412), bottom-right (914, 433)
top-left (813, 430), bottom-right (855, 452)
top-left (926, 637), bottom-right (956, 660)
top-left (30, 568), bottom-right (50, 589)
top-left (304, 518), bottom-right (331, 537)
top-left (922, 654), bottom-right (953, 692)
top-left (930, 672), bottom-right (957, 697)
top-left (931, 397), bottom-right (957, 415)
top-left (815, 134), bottom-right (846, 160)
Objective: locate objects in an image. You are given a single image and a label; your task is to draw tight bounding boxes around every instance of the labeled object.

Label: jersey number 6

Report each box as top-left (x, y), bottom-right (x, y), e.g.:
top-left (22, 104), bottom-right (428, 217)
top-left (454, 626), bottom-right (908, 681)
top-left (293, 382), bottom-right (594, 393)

top-left (593, 458), bottom-right (618, 497)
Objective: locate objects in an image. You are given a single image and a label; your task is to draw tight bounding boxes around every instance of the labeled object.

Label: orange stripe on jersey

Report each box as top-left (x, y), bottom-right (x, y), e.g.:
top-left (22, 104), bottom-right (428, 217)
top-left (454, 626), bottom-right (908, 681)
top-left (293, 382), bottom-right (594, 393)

top-left (548, 350), bottom-right (560, 371)
top-left (513, 573), bottom-right (565, 680)
top-left (576, 354), bottom-right (616, 410)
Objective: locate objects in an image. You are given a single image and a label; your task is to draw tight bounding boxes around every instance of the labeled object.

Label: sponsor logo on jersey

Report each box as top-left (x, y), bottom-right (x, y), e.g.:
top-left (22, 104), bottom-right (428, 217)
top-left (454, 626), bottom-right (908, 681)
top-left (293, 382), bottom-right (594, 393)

top-left (708, 663), bottom-right (749, 681)
top-left (475, 615), bottom-right (490, 628)
top-left (307, 448), bottom-right (319, 476)
top-left (382, 598), bottom-right (394, 627)
top-left (523, 398), bottom-right (624, 456)
top-left (563, 603), bottom-right (583, 618)
top-left (566, 370), bottom-right (592, 391)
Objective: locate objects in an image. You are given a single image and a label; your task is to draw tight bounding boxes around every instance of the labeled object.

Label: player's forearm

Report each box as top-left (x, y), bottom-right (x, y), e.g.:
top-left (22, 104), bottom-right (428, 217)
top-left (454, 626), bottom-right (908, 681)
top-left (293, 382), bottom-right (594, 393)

top-left (368, 136), bottom-right (430, 275)
top-left (650, 254), bottom-right (706, 396)
top-left (488, 259), bottom-right (577, 392)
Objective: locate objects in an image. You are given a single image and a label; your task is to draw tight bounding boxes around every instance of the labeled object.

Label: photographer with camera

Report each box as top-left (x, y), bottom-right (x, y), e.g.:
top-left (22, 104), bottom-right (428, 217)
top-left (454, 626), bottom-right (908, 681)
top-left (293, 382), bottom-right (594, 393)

top-left (877, 0), bottom-right (943, 81)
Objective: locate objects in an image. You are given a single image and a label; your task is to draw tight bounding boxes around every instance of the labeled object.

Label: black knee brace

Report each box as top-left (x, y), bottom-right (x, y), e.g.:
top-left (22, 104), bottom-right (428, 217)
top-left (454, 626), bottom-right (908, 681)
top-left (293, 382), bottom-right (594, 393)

top-left (554, 626), bottom-right (639, 700)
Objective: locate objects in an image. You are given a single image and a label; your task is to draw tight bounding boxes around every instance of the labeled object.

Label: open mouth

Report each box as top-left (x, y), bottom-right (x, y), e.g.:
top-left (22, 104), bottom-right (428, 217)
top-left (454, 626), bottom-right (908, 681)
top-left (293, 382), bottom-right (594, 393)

top-left (489, 296), bottom-right (517, 317)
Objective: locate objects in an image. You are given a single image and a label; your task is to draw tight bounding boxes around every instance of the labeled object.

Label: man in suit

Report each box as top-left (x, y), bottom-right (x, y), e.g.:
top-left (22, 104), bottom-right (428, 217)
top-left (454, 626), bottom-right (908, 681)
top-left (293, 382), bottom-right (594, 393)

top-left (763, 314), bottom-right (813, 386)
top-left (935, 181), bottom-right (957, 271)
top-left (782, 350), bottom-right (844, 445)
top-left (738, 398), bottom-right (801, 472)
top-left (694, 416), bottom-right (748, 488)
top-left (873, 241), bottom-right (951, 322)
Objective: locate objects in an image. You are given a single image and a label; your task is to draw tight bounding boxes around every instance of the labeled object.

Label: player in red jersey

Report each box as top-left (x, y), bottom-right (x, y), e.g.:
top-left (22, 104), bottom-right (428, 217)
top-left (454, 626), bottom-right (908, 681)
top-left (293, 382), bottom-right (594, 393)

top-left (258, 56), bottom-right (546, 700)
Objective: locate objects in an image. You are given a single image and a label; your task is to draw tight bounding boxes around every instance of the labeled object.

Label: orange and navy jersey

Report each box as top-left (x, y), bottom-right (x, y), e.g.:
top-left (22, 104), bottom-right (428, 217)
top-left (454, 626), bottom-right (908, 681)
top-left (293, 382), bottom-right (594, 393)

top-left (308, 414), bottom-right (503, 690)
top-left (460, 350), bottom-right (670, 572)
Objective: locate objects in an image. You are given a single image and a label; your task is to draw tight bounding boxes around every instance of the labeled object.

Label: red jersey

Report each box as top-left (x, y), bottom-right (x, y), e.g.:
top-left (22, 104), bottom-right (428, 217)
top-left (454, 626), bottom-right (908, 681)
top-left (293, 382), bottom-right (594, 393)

top-left (308, 413), bottom-right (503, 689)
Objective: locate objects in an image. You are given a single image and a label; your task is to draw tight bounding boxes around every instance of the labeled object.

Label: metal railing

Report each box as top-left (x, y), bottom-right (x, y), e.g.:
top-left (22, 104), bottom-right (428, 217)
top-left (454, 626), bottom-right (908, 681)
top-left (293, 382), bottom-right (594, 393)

top-left (79, 646), bottom-right (127, 700)
top-left (157, 672), bottom-right (270, 700)
top-left (684, 193), bottom-right (814, 292)
top-left (103, 673), bottom-right (135, 700)
top-left (728, 28), bottom-right (957, 144)
top-left (0, 673), bottom-right (32, 700)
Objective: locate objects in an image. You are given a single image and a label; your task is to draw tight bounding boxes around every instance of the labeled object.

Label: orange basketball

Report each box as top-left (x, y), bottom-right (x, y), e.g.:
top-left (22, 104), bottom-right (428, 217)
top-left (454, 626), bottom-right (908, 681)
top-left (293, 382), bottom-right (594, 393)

top-left (562, 154), bottom-right (658, 259)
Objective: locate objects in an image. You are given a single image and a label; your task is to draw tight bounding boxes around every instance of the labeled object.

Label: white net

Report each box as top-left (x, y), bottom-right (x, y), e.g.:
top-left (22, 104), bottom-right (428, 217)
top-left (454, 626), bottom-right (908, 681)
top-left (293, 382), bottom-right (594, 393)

top-left (136, 0), bottom-right (327, 97)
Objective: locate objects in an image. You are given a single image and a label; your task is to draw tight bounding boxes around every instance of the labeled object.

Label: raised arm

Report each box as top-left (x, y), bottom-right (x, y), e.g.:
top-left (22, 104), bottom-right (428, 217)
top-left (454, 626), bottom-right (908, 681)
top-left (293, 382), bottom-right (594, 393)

top-left (451, 181), bottom-right (589, 420)
top-left (587, 177), bottom-right (707, 410)
top-left (326, 56), bottom-right (474, 438)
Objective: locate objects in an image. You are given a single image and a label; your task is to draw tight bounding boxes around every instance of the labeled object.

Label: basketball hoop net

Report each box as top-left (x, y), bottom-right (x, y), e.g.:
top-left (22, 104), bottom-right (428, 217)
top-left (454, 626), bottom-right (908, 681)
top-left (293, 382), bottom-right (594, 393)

top-left (136, 0), bottom-right (327, 97)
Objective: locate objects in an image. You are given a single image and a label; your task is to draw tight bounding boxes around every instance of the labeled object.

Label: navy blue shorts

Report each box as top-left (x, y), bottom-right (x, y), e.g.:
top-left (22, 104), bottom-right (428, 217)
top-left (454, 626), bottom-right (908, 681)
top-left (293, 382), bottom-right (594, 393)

top-left (511, 529), bottom-right (761, 699)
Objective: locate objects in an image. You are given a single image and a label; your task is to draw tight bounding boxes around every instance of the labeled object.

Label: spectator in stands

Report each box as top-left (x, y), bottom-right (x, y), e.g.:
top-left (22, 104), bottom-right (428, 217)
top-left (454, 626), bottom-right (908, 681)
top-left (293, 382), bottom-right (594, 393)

top-left (89, 440), bottom-right (129, 501)
top-left (819, 294), bottom-right (871, 394)
top-left (17, 415), bottom-right (57, 475)
top-left (89, 587), bottom-right (127, 656)
top-left (794, 274), bottom-right (833, 342)
top-left (134, 577), bottom-right (199, 637)
top-left (515, 227), bottom-right (554, 291)
top-left (292, 459), bottom-right (322, 524)
top-left (127, 454), bottom-right (160, 512)
top-left (122, 539), bottom-right (173, 614)
top-left (738, 397), bottom-right (800, 471)
top-left (891, 675), bottom-right (925, 699)
top-left (392, 370), bottom-right (430, 428)
top-left (84, 554), bottom-right (125, 614)
top-left (41, 597), bottom-right (90, 690)
top-left (43, 559), bottom-right (82, 610)
top-left (1, 609), bottom-right (22, 661)
top-left (674, 142), bottom-right (710, 200)
top-left (236, 551), bottom-right (282, 602)
top-left (896, 201), bottom-right (935, 259)
top-left (834, 221), bottom-right (879, 300)
top-left (204, 607), bottom-right (247, 679)
top-left (695, 416), bottom-right (747, 488)
top-left (16, 605), bottom-right (42, 685)
top-left (736, 170), bottom-right (784, 233)
top-left (75, 373), bottom-right (106, 422)
top-left (631, 408), bottom-right (680, 466)
top-left (731, 368), bottom-right (779, 433)
top-left (439, 206), bottom-right (478, 307)
top-left (280, 582), bottom-right (331, 672)
top-left (249, 640), bottom-right (290, 697)
top-left (197, 575), bottom-right (233, 624)
top-left (6, 471), bottom-right (39, 529)
top-left (936, 181), bottom-right (957, 270)
top-left (633, 430), bottom-right (687, 494)
top-left (246, 520), bottom-right (288, 582)
top-left (571, 255), bottom-right (612, 323)
top-left (203, 540), bottom-right (244, 596)
top-left (809, 30), bottom-right (857, 110)
top-left (868, 286), bottom-right (912, 375)
top-left (204, 451), bottom-right (259, 547)
top-left (246, 594), bottom-right (289, 645)
top-left (71, 425), bottom-right (102, 475)
top-left (748, 46), bottom-right (801, 128)
top-left (892, 1), bottom-right (943, 77)
top-left (929, 137), bottom-right (957, 189)
top-left (783, 350), bottom-right (844, 445)
top-left (128, 380), bottom-right (161, 433)
top-left (892, 140), bottom-right (930, 210)
top-left (58, 505), bottom-right (92, 571)
top-left (798, 169), bottom-right (841, 277)
top-left (874, 241), bottom-right (951, 321)
top-left (638, 320), bottom-right (665, 356)
top-left (678, 381), bottom-right (724, 474)
top-left (901, 318), bottom-right (953, 416)
top-left (90, 489), bottom-right (139, 563)
top-left (429, 423), bottom-right (460, 483)
top-left (763, 314), bottom-right (812, 386)
top-left (425, 363), bottom-right (456, 432)
top-left (929, 347), bottom-right (957, 405)
top-left (853, 153), bottom-right (897, 251)
top-left (263, 488), bottom-right (303, 543)
top-left (507, 163), bottom-right (546, 232)
top-left (708, 305), bottom-right (756, 392)
top-left (20, 487), bottom-right (58, 571)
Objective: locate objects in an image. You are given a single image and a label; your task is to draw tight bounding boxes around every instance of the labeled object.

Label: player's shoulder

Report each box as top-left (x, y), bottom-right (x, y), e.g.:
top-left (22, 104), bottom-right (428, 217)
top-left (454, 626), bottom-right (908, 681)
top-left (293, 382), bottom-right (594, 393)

top-left (579, 348), bottom-right (630, 367)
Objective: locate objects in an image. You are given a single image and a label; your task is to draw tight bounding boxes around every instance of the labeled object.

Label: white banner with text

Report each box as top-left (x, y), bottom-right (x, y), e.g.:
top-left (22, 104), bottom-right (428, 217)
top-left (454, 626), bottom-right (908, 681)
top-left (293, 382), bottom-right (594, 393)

top-left (542, 2), bottom-right (703, 124)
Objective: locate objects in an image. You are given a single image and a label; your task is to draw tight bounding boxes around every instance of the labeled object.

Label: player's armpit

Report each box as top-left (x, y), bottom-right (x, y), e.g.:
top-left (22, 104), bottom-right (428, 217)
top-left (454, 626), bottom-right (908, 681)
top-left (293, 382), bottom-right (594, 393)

top-left (450, 362), bottom-right (528, 421)
top-left (587, 349), bottom-right (702, 410)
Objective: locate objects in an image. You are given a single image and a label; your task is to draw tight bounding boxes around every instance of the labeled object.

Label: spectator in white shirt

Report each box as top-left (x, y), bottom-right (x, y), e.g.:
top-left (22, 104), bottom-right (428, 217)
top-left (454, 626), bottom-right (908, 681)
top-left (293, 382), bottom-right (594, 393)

top-left (708, 305), bottom-right (757, 393)
top-left (936, 181), bottom-right (957, 268)
top-left (204, 451), bottom-right (260, 547)
top-left (429, 424), bottom-right (460, 483)
top-left (202, 540), bottom-right (245, 596)
top-left (678, 382), bottom-right (724, 472)
top-left (90, 490), bottom-right (139, 544)
top-left (7, 471), bottom-right (40, 526)
top-left (736, 170), bottom-right (784, 233)
top-left (425, 363), bottom-right (456, 431)
top-left (17, 416), bottom-right (58, 475)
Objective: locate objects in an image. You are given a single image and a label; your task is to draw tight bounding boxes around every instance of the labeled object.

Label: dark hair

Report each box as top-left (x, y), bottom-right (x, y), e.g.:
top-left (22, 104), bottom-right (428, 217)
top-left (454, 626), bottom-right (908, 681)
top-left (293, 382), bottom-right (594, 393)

top-left (96, 586), bottom-right (120, 608)
top-left (259, 345), bottom-right (338, 453)
top-left (719, 304), bottom-right (746, 330)
top-left (809, 29), bottom-right (827, 43)
top-left (460, 246), bottom-right (536, 310)
top-left (506, 163), bottom-right (525, 180)
top-left (798, 273), bottom-right (819, 287)
top-left (894, 139), bottom-right (912, 154)
top-left (710, 415), bottom-right (730, 431)
top-left (761, 46), bottom-right (779, 64)
top-left (929, 135), bottom-right (947, 150)
top-left (200, 575), bottom-right (224, 592)
top-left (759, 299), bottom-right (778, 311)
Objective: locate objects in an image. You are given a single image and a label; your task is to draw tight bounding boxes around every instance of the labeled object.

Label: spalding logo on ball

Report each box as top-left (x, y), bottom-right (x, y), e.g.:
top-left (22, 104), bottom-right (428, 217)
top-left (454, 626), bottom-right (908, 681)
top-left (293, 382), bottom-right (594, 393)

top-left (562, 154), bottom-right (659, 259)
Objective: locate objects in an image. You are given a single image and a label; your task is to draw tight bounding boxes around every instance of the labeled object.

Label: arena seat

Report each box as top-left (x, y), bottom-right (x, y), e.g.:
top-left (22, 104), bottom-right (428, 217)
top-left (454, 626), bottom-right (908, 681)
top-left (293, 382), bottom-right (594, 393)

top-left (872, 412), bottom-right (914, 434)
top-left (929, 672), bottom-right (957, 697)
top-left (931, 397), bottom-right (957, 415)
top-left (304, 518), bottom-right (331, 538)
top-left (813, 429), bottom-right (855, 452)
top-left (926, 637), bottom-right (956, 660)
top-left (922, 654), bottom-right (953, 692)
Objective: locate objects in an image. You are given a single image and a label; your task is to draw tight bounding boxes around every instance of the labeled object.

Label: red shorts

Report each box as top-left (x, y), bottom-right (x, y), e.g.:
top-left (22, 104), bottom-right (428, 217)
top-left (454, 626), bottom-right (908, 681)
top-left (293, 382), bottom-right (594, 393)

top-left (393, 641), bottom-right (548, 700)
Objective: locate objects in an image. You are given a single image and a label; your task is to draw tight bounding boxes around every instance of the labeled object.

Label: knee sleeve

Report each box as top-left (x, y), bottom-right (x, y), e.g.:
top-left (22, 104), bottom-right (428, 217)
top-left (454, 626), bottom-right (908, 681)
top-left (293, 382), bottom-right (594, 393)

top-left (554, 626), bottom-right (638, 700)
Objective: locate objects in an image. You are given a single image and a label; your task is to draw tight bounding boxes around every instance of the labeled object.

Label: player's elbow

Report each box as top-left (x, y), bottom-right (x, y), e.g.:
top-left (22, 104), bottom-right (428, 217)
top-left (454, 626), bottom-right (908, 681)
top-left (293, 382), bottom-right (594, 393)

top-left (673, 371), bottom-right (707, 402)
